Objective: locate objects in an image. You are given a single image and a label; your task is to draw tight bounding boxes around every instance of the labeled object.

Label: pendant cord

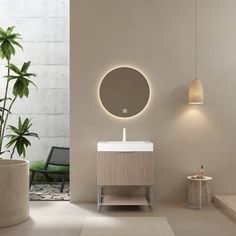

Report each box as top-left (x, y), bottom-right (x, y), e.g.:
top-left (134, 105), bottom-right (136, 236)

top-left (195, 0), bottom-right (198, 80)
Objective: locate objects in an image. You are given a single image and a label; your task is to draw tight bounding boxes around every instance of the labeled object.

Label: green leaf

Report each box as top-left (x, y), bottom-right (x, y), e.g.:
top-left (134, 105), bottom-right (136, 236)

top-left (22, 137), bottom-right (31, 147)
top-left (8, 125), bottom-right (19, 133)
top-left (7, 61), bottom-right (37, 98)
top-left (23, 73), bottom-right (36, 77)
top-left (0, 48), bottom-right (4, 59)
top-left (7, 63), bottom-right (21, 74)
top-left (18, 117), bottom-right (23, 130)
top-left (23, 86), bottom-right (29, 97)
top-left (13, 80), bottom-right (24, 97)
top-left (22, 118), bottom-right (29, 130)
top-left (0, 26), bottom-right (22, 59)
top-left (8, 43), bottom-right (15, 55)
top-left (8, 39), bottom-right (23, 50)
top-left (4, 75), bottom-right (18, 80)
top-left (6, 117), bottom-right (39, 158)
top-left (6, 139), bottom-right (17, 148)
top-left (16, 140), bottom-right (23, 156)
top-left (6, 26), bottom-right (15, 35)
top-left (25, 132), bottom-right (39, 139)
top-left (24, 78), bottom-right (37, 88)
top-left (21, 61), bottom-right (31, 72)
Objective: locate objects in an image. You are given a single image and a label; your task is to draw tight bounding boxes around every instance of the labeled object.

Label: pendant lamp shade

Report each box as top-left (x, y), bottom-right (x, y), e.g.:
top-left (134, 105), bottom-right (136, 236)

top-left (188, 79), bottom-right (204, 104)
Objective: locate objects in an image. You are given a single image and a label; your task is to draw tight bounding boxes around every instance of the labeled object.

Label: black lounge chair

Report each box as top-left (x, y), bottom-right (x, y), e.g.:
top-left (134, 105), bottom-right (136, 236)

top-left (30, 146), bottom-right (70, 193)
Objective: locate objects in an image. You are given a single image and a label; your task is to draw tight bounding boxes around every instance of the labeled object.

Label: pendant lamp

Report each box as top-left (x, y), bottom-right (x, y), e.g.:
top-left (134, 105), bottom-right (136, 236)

top-left (189, 0), bottom-right (204, 104)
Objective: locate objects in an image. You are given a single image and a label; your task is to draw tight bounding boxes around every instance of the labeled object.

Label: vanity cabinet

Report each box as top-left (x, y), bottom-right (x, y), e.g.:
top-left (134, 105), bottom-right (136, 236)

top-left (97, 142), bottom-right (154, 211)
top-left (97, 152), bottom-right (154, 186)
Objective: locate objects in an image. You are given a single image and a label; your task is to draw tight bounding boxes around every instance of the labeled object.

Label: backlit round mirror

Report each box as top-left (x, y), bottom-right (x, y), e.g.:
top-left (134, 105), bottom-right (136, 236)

top-left (99, 67), bottom-right (150, 118)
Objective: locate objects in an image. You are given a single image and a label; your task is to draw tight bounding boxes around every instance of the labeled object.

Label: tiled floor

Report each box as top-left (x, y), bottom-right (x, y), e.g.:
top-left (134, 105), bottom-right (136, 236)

top-left (0, 202), bottom-right (235, 236)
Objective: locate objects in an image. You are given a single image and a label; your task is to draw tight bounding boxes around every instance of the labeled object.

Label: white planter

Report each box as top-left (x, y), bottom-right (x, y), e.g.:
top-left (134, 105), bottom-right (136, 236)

top-left (0, 159), bottom-right (29, 228)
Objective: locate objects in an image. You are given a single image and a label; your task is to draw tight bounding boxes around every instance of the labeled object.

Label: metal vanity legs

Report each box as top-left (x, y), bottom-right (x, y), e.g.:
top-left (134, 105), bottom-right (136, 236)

top-left (146, 186), bottom-right (154, 211)
top-left (97, 186), bottom-right (102, 212)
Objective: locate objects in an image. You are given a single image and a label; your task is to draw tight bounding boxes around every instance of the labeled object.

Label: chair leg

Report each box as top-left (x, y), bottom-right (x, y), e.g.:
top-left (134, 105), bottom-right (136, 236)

top-left (29, 171), bottom-right (35, 189)
top-left (45, 173), bottom-right (50, 183)
top-left (60, 175), bottom-right (66, 193)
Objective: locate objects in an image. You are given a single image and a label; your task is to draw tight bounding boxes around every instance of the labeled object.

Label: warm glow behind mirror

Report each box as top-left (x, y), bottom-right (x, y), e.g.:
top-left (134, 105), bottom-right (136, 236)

top-left (99, 67), bottom-right (150, 118)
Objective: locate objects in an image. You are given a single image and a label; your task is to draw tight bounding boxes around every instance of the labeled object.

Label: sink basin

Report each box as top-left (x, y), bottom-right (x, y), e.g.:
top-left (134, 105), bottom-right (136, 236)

top-left (97, 141), bottom-right (153, 152)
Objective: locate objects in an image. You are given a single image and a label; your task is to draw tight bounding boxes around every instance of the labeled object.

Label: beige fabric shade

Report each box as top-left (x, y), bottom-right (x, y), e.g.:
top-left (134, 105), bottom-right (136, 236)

top-left (188, 79), bottom-right (204, 104)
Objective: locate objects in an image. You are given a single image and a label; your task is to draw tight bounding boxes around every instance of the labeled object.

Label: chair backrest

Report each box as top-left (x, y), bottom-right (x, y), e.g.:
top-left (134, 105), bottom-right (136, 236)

top-left (45, 146), bottom-right (70, 169)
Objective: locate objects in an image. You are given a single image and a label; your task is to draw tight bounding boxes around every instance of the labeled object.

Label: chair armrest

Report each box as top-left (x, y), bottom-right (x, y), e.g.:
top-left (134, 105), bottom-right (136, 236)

top-left (30, 169), bottom-right (69, 174)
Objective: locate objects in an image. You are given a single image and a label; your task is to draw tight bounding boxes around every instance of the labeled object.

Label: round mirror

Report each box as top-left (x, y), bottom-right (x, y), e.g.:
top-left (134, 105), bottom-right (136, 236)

top-left (99, 67), bottom-right (150, 118)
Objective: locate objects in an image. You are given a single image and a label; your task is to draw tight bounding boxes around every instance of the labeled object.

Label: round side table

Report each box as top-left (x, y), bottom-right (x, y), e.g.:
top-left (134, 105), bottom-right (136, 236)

top-left (187, 176), bottom-right (213, 209)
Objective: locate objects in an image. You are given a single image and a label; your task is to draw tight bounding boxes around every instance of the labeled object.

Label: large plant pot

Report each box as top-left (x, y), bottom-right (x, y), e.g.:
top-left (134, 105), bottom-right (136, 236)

top-left (0, 159), bottom-right (29, 228)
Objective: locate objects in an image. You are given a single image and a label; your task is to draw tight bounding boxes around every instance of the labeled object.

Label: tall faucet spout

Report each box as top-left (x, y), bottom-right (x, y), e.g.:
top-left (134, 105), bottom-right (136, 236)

top-left (123, 128), bottom-right (126, 142)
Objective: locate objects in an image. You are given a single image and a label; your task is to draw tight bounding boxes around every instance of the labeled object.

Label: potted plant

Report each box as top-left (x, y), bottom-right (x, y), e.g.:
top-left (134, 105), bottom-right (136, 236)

top-left (0, 26), bottom-right (39, 227)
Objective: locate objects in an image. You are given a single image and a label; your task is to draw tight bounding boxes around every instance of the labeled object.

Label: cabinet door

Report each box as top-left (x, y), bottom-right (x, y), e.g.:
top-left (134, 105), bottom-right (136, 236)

top-left (97, 152), bottom-right (154, 186)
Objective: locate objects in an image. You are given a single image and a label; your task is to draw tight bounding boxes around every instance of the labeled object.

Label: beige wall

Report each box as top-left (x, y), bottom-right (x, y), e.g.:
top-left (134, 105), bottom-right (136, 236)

top-left (70, 0), bottom-right (236, 202)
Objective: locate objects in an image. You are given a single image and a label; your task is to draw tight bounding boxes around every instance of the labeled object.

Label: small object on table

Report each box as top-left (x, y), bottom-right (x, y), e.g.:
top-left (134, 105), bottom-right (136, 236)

top-left (199, 164), bottom-right (205, 178)
top-left (190, 174), bottom-right (206, 180)
top-left (187, 175), bottom-right (213, 209)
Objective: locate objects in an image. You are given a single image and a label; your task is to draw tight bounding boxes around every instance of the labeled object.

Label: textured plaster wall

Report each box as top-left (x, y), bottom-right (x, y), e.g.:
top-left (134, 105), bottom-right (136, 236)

top-left (0, 0), bottom-right (69, 161)
top-left (71, 0), bottom-right (236, 202)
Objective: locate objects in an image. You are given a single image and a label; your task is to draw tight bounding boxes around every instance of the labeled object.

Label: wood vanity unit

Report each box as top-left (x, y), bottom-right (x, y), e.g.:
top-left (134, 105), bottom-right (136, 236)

top-left (97, 141), bottom-right (154, 211)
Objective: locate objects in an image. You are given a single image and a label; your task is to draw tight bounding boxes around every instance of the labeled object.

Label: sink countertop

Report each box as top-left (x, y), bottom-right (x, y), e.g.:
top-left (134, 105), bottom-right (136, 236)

top-left (97, 141), bottom-right (154, 152)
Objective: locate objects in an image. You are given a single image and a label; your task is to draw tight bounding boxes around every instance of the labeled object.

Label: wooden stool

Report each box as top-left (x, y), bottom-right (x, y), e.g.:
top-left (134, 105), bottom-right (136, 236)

top-left (187, 176), bottom-right (213, 209)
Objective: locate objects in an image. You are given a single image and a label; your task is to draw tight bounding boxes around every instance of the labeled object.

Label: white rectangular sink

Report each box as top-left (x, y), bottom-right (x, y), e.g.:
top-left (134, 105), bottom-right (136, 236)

top-left (97, 141), bottom-right (154, 152)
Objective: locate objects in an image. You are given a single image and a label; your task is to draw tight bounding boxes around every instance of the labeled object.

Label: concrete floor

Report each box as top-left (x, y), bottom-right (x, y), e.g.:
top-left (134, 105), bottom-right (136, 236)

top-left (0, 202), bottom-right (235, 236)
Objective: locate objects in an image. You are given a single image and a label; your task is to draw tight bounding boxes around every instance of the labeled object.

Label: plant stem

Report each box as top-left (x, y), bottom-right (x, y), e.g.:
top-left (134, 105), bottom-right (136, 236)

top-left (10, 144), bottom-right (16, 159)
top-left (2, 96), bottom-right (17, 139)
top-left (0, 59), bottom-right (10, 152)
